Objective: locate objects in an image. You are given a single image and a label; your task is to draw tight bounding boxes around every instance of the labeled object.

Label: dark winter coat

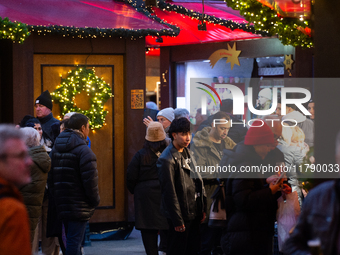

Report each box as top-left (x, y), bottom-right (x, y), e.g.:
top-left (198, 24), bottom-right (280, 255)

top-left (157, 143), bottom-right (206, 227)
top-left (197, 114), bottom-right (248, 143)
top-left (283, 180), bottom-right (340, 255)
top-left (0, 177), bottom-right (31, 255)
top-left (234, 141), bottom-right (285, 180)
top-left (127, 148), bottom-right (168, 230)
top-left (191, 126), bottom-right (236, 221)
top-left (220, 143), bottom-right (280, 255)
top-left (38, 113), bottom-right (60, 145)
top-left (20, 145), bottom-right (51, 242)
top-left (49, 129), bottom-right (100, 221)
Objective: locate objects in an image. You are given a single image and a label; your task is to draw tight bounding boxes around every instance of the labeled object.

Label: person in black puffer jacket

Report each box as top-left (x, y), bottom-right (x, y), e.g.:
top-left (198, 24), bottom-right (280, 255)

top-left (49, 113), bottom-right (100, 255)
top-left (220, 120), bottom-right (290, 255)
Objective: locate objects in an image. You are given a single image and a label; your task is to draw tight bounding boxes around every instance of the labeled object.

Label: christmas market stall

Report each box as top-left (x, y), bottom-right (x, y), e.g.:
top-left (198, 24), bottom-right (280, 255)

top-left (0, 0), bottom-right (177, 233)
top-left (143, 0), bottom-right (314, 115)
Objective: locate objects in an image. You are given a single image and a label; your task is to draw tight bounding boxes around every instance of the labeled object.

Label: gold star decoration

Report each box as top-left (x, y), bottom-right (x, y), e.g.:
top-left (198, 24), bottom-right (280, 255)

top-left (226, 42), bottom-right (241, 70)
top-left (283, 54), bottom-right (294, 70)
top-left (208, 43), bottom-right (241, 70)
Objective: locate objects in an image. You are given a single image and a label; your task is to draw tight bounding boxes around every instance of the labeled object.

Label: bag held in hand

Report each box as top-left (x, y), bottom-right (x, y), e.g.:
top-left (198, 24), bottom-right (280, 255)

top-left (276, 191), bottom-right (301, 251)
top-left (208, 180), bottom-right (227, 228)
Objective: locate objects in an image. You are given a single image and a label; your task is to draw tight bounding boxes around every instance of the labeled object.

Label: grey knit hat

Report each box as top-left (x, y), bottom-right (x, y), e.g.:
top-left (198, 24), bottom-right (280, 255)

top-left (157, 107), bottom-right (175, 122)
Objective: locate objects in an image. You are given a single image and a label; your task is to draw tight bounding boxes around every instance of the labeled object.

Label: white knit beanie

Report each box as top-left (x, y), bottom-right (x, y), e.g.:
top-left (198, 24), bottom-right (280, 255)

top-left (258, 88), bottom-right (272, 100)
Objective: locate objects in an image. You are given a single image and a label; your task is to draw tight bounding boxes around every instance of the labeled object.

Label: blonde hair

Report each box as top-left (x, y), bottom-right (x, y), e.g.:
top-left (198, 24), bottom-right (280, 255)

top-left (291, 126), bottom-right (305, 143)
top-left (281, 127), bottom-right (293, 144)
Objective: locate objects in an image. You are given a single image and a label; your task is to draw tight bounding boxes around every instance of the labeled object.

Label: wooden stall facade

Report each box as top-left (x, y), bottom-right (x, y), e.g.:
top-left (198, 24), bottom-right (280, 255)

top-left (0, 34), bottom-right (146, 226)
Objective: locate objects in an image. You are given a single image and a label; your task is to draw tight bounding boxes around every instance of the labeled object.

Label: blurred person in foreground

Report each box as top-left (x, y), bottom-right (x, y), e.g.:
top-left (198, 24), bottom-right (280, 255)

top-left (49, 113), bottom-right (100, 255)
top-left (283, 131), bottom-right (340, 255)
top-left (0, 125), bottom-right (33, 255)
top-left (127, 122), bottom-right (169, 255)
top-left (19, 127), bottom-right (51, 247)
top-left (157, 118), bottom-right (206, 255)
top-left (220, 120), bottom-right (291, 255)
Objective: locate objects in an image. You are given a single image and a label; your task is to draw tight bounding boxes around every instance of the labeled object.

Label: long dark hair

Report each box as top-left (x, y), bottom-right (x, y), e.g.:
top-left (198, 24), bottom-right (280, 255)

top-left (143, 139), bottom-right (167, 164)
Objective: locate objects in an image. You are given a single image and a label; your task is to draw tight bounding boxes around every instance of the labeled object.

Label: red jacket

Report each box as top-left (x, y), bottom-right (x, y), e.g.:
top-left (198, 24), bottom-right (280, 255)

top-left (0, 177), bottom-right (31, 255)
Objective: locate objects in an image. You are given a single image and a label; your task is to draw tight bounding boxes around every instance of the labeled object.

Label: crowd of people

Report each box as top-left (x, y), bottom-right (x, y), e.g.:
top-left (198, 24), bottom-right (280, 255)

top-left (0, 90), bottom-right (99, 255)
top-left (127, 94), bottom-right (325, 255)
top-left (0, 86), bottom-right (334, 255)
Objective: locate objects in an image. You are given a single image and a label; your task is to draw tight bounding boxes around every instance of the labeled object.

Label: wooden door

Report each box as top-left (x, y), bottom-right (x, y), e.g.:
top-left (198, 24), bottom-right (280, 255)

top-left (34, 54), bottom-right (125, 222)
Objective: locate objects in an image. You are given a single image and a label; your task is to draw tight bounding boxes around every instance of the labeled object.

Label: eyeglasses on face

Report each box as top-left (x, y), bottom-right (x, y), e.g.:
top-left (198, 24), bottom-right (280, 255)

top-left (0, 152), bottom-right (30, 161)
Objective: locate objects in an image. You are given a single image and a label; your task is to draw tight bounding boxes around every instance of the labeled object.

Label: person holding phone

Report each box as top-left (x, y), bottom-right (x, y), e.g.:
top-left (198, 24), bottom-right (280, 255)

top-left (220, 120), bottom-right (291, 255)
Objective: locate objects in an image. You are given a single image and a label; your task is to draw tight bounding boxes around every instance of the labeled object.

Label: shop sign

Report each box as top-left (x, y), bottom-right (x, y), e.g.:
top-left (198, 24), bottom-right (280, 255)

top-left (131, 89), bottom-right (144, 109)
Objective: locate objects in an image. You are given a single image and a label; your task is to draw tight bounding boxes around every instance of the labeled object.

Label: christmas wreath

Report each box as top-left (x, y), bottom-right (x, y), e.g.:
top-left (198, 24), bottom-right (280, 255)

top-left (51, 67), bottom-right (113, 130)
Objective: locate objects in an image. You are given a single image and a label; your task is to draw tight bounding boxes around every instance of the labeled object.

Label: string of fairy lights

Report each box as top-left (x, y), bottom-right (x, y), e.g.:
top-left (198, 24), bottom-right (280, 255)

top-left (224, 0), bottom-right (313, 48)
top-left (0, 1), bottom-right (181, 43)
top-left (0, 0), bottom-right (313, 47)
top-left (0, 17), bottom-right (30, 43)
top-left (51, 67), bottom-right (112, 130)
top-left (26, 0), bottom-right (180, 40)
top-left (28, 24), bottom-right (179, 40)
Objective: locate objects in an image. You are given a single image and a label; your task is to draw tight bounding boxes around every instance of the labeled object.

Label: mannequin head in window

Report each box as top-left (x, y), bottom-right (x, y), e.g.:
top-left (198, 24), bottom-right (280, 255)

top-left (217, 76), bottom-right (224, 84)
top-left (257, 88), bottom-right (272, 109)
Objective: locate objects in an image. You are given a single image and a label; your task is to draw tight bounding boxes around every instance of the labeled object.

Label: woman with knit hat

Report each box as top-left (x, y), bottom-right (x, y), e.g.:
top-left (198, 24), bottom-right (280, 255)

top-left (220, 120), bottom-right (290, 255)
top-left (127, 122), bottom-right (169, 255)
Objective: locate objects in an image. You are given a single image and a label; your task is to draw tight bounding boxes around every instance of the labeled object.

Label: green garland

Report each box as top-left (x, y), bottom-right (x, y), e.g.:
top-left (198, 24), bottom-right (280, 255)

top-left (28, 24), bottom-right (179, 39)
top-left (0, 17), bottom-right (30, 43)
top-left (51, 67), bottom-right (113, 130)
top-left (224, 0), bottom-right (313, 48)
top-left (157, 1), bottom-right (269, 36)
top-left (126, 0), bottom-right (180, 36)
top-left (27, 0), bottom-right (180, 39)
